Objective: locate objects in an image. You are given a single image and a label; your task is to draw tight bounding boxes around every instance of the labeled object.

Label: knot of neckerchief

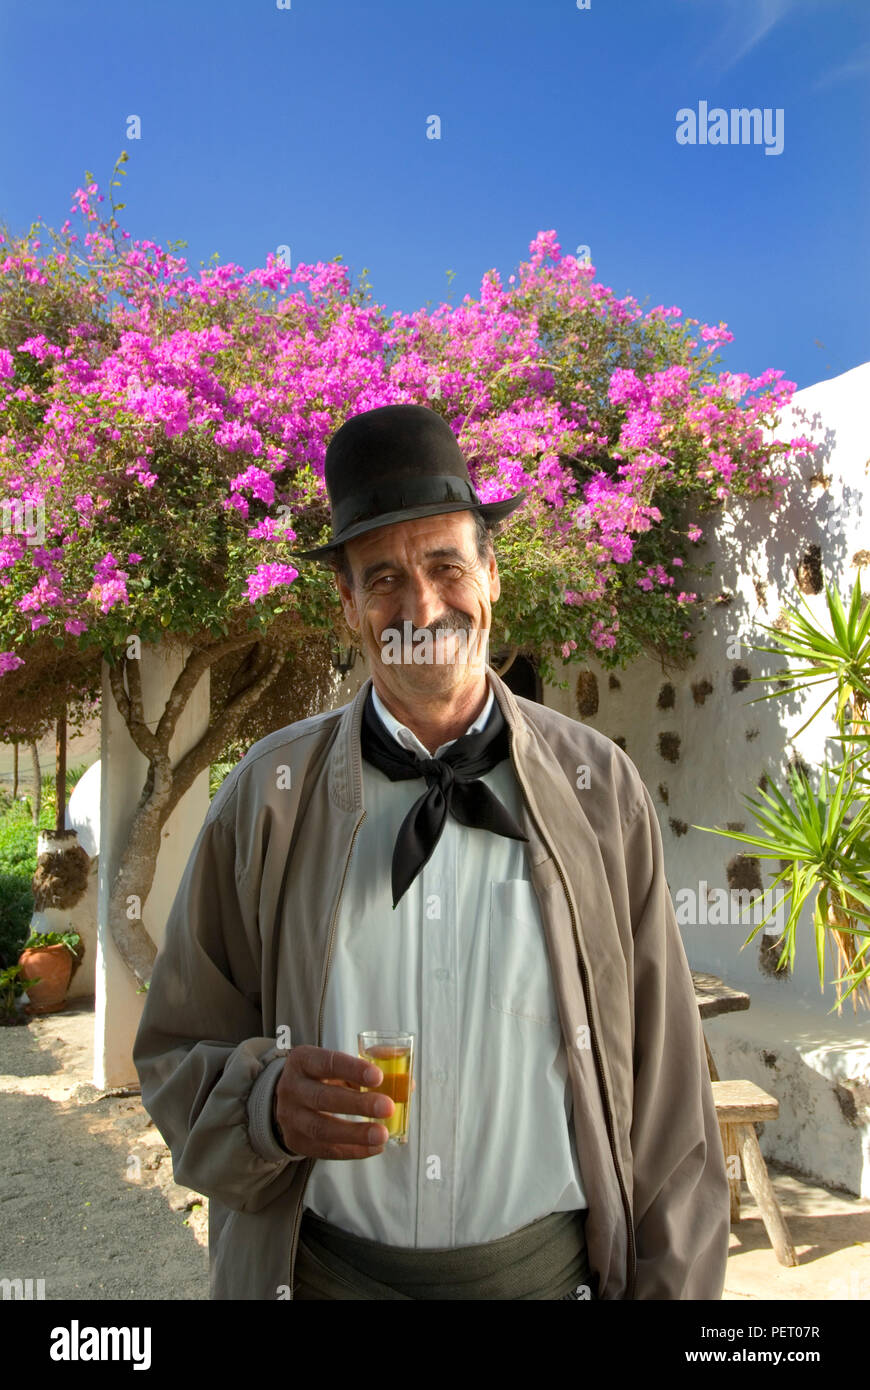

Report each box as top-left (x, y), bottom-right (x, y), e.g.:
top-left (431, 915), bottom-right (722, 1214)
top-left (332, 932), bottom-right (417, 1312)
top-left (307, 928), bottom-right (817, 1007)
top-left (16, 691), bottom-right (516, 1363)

top-left (360, 686), bottom-right (529, 908)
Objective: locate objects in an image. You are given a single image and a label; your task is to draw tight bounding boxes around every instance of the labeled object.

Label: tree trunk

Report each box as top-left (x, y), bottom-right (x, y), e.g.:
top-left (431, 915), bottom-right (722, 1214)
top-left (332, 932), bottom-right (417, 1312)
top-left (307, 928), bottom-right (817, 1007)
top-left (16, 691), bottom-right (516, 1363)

top-left (825, 896), bottom-right (869, 1013)
top-left (105, 637), bottom-right (289, 986)
top-left (12, 742), bottom-right (18, 799)
top-left (28, 740), bottom-right (41, 826)
top-left (55, 709), bottom-right (67, 835)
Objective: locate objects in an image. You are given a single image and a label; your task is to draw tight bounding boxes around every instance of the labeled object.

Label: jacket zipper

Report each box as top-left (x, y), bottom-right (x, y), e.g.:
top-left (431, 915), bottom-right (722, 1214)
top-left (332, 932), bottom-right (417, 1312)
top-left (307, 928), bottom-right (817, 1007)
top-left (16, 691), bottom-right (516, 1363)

top-left (510, 738), bottom-right (638, 1300)
top-left (289, 808), bottom-right (367, 1296)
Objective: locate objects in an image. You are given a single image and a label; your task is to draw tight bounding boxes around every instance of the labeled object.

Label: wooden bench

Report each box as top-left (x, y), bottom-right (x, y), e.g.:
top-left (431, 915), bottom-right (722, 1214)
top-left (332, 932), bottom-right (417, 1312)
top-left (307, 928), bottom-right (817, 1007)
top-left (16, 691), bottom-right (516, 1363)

top-left (691, 974), bottom-right (798, 1267)
top-left (711, 1079), bottom-right (798, 1267)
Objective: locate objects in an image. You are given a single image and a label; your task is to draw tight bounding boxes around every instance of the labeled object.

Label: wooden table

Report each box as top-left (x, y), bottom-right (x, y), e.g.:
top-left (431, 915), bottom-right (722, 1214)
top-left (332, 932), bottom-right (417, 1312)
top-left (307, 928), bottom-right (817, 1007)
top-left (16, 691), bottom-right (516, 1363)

top-left (691, 971), bottom-right (798, 1265)
top-left (691, 971), bottom-right (750, 1081)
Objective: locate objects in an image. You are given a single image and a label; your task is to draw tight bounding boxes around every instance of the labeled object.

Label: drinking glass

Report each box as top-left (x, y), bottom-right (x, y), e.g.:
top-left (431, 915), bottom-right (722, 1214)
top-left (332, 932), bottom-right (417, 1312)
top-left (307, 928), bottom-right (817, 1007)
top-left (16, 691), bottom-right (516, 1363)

top-left (358, 1031), bottom-right (415, 1145)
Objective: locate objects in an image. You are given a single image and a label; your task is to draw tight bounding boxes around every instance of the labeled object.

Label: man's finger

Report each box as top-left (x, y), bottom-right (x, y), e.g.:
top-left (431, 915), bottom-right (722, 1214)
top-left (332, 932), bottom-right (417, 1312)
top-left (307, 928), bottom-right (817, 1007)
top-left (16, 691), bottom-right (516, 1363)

top-left (294, 1046), bottom-right (382, 1089)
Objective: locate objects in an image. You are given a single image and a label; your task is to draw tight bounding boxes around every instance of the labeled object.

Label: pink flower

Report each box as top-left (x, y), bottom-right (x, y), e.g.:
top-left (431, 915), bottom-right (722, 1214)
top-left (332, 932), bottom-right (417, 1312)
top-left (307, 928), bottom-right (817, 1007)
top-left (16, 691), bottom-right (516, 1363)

top-left (126, 457), bottom-right (159, 488)
top-left (590, 619), bottom-right (617, 650)
top-left (608, 533), bottom-right (634, 563)
top-left (0, 651), bottom-right (25, 675)
top-left (216, 420), bottom-right (264, 455)
top-left (699, 323), bottom-right (734, 344)
top-left (88, 578), bottom-right (129, 612)
top-left (245, 562), bottom-right (299, 602)
top-left (230, 465), bottom-right (275, 504)
top-left (87, 553), bottom-right (129, 612)
top-left (687, 524), bottom-right (702, 542)
top-left (247, 517), bottom-right (297, 541)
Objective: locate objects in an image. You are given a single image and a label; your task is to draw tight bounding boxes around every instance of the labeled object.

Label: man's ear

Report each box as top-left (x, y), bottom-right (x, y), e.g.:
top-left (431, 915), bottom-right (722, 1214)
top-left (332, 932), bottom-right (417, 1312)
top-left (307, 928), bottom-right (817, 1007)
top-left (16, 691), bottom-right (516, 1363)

top-left (487, 545), bottom-right (501, 603)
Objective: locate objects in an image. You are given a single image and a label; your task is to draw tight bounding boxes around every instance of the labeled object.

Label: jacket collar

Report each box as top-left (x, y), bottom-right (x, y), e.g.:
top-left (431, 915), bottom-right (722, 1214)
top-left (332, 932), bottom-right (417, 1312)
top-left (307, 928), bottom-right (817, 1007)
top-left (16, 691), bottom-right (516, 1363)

top-left (328, 664), bottom-right (529, 813)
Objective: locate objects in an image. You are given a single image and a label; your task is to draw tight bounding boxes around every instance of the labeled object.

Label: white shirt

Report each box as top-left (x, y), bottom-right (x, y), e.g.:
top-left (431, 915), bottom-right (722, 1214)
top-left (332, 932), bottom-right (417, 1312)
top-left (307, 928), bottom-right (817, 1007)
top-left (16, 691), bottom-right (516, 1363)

top-left (302, 674), bottom-right (587, 1246)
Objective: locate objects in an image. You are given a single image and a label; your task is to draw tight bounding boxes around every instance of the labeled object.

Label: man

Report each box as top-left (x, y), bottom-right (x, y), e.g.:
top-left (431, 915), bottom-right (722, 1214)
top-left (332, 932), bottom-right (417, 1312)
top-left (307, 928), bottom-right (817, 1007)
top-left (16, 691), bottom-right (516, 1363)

top-left (134, 403), bottom-right (730, 1300)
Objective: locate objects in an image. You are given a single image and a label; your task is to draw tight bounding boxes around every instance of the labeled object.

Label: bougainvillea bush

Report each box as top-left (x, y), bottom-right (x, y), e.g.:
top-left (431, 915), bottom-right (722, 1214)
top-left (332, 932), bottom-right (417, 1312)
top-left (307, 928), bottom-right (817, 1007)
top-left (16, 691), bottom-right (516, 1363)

top-left (0, 158), bottom-right (815, 707)
top-left (0, 159), bottom-right (818, 985)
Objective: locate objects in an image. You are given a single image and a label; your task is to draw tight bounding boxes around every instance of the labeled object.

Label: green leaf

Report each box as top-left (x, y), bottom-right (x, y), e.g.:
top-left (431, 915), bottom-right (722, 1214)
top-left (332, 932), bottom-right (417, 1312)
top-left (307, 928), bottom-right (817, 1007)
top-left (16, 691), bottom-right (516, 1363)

top-left (826, 582), bottom-right (849, 650)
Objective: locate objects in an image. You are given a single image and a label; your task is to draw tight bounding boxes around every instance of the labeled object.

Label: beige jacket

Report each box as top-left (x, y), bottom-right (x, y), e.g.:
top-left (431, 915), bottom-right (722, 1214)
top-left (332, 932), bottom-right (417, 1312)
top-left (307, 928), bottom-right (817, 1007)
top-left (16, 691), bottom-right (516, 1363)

top-left (133, 667), bottom-right (730, 1300)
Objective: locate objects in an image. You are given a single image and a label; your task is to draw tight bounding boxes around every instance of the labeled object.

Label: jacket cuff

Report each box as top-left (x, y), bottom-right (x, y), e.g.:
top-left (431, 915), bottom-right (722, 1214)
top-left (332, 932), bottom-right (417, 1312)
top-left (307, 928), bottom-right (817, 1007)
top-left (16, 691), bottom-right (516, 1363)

top-left (247, 1055), bottom-right (306, 1164)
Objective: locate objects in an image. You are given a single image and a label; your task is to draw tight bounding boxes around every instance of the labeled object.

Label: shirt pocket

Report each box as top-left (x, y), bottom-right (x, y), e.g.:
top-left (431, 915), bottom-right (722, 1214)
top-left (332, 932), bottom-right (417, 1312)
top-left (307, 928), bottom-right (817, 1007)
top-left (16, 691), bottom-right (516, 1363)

top-left (488, 879), bottom-right (559, 1025)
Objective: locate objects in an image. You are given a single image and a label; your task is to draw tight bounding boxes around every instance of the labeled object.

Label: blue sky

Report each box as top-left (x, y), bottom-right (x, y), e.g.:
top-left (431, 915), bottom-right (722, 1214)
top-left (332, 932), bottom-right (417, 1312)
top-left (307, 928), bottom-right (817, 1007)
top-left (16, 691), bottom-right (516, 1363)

top-left (1, 0), bottom-right (867, 388)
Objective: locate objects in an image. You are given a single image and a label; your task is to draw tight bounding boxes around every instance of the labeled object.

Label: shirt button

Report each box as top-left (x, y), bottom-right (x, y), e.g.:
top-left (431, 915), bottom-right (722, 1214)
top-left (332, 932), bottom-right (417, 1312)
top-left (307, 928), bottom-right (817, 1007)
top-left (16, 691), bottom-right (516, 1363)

top-left (433, 1070), bottom-right (447, 1084)
top-left (434, 969), bottom-right (449, 980)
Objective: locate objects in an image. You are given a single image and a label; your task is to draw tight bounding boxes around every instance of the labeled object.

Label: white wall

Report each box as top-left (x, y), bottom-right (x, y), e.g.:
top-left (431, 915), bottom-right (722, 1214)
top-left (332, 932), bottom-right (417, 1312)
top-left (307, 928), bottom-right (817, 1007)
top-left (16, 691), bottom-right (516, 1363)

top-left (63, 761), bottom-right (101, 999)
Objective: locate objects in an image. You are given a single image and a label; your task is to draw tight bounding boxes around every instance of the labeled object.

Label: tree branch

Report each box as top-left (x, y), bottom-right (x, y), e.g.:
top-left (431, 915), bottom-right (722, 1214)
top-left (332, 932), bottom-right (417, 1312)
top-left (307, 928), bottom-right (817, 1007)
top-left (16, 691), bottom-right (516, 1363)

top-left (492, 645), bottom-right (519, 678)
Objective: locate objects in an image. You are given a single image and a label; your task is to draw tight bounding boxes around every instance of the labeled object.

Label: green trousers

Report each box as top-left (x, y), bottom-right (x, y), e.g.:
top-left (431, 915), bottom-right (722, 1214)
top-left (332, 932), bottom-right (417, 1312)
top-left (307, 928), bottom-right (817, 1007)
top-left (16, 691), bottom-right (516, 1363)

top-left (292, 1207), bottom-right (595, 1300)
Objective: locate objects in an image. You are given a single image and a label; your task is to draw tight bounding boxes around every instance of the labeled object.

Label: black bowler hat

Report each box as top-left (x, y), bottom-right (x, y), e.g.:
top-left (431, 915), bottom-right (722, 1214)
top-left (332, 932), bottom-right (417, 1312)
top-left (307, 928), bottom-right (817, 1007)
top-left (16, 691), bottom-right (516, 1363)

top-left (288, 403), bottom-right (527, 561)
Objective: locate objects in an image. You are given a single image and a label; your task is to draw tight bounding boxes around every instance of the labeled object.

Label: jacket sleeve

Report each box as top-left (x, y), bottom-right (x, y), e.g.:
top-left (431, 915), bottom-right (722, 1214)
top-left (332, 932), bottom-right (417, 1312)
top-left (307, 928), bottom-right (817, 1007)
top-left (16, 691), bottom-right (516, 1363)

top-left (622, 783), bottom-right (731, 1299)
top-left (132, 797), bottom-right (306, 1216)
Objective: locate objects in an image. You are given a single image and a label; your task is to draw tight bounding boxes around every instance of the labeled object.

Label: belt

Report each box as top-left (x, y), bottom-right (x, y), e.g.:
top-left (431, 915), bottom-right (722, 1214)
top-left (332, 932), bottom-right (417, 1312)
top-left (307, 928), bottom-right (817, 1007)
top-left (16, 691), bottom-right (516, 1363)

top-left (292, 1207), bottom-right (594, 1300)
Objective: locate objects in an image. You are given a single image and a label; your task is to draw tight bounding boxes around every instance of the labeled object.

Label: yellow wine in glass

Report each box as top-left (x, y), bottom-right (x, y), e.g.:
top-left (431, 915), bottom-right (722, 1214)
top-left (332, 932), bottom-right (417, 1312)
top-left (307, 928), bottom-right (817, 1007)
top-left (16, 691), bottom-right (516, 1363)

top-left (358, 1032), bottom-right (415, 1144)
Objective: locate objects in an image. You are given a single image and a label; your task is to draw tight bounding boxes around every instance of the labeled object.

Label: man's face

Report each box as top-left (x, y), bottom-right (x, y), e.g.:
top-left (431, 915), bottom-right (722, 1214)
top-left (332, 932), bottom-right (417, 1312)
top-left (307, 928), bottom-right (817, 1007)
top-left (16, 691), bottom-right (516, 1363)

top-left (335, 510), bottom-right (500, 702)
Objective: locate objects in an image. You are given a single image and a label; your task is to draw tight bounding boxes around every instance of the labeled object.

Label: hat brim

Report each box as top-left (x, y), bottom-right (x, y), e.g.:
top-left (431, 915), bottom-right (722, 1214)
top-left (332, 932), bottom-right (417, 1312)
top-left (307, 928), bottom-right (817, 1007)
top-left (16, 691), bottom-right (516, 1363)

top-left (288, 491), bottom-right (527, 561)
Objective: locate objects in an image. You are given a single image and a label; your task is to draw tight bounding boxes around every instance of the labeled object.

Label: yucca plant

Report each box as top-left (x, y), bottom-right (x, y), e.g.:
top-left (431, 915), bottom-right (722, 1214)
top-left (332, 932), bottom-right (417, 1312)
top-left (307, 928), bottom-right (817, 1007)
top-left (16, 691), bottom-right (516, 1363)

top-left (696, 573), bottom-right (870, 1013)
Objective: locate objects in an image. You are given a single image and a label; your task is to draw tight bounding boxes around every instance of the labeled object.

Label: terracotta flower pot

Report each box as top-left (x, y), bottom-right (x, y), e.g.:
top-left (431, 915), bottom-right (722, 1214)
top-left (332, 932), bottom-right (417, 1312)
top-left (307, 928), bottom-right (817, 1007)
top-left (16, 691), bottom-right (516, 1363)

top-left (18, 944), bottom-right (73, 1015)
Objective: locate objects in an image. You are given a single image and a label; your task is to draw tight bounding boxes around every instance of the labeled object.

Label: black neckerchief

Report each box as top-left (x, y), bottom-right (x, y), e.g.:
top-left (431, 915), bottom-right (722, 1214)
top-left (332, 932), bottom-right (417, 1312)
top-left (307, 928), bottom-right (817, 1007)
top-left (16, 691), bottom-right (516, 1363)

top-left (360, 686), bottom-right (529, 908)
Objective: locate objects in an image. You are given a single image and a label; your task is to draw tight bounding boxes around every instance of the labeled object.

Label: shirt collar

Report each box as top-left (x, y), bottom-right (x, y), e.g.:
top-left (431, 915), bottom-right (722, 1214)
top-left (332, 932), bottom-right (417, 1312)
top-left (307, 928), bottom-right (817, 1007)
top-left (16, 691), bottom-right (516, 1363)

top-left (370, 678), bottom-right (495, 759)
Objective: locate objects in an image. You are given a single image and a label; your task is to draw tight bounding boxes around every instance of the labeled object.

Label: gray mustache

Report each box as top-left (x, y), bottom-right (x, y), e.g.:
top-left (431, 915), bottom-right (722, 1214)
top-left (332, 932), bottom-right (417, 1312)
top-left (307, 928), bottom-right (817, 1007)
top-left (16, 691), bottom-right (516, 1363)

top-left (392, 613), bottom-right (473, 635)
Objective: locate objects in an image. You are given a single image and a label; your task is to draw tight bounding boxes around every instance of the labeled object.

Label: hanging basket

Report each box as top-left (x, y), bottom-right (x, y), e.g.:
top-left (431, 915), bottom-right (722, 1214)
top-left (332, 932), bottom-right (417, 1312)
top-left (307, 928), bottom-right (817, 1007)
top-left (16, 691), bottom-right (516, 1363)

top-left (31, 830), bottom-right (90, 911)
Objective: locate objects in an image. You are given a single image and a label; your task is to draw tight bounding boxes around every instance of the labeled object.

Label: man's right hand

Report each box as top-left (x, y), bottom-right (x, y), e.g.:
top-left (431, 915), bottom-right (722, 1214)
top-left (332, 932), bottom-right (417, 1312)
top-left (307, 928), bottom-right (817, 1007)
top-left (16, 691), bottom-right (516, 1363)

top-left (272, 1044), bottom-right (394, 1160)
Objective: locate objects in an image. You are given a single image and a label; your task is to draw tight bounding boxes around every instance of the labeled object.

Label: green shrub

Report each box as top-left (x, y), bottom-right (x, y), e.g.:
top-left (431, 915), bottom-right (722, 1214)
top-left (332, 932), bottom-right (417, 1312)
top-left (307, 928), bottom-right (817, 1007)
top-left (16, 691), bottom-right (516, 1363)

top-left (38, 761), bottom-right (89, 795)
top-left (0, 795), bottom-right (53, 962)
top-left (0, 798), bottom-right (40, 871)
top-left (0, 872), bottom-right (36, 963)
top-left (0, 765), bottom-right (92, 964)
top-left (209, 761), bottom-right (238, 800)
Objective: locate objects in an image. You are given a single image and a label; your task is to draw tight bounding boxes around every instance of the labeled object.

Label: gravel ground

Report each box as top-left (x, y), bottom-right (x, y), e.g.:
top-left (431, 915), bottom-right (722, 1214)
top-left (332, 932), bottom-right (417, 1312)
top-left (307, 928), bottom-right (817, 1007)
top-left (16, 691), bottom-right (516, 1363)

top-left (0, 1000), bottom-right (209, 1301)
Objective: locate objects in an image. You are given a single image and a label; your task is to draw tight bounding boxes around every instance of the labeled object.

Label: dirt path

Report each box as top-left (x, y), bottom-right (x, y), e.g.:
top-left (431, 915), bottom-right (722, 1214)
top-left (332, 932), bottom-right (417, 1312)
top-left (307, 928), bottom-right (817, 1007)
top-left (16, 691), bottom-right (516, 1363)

top-left (0, 999), bottom-right (209, 1300)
